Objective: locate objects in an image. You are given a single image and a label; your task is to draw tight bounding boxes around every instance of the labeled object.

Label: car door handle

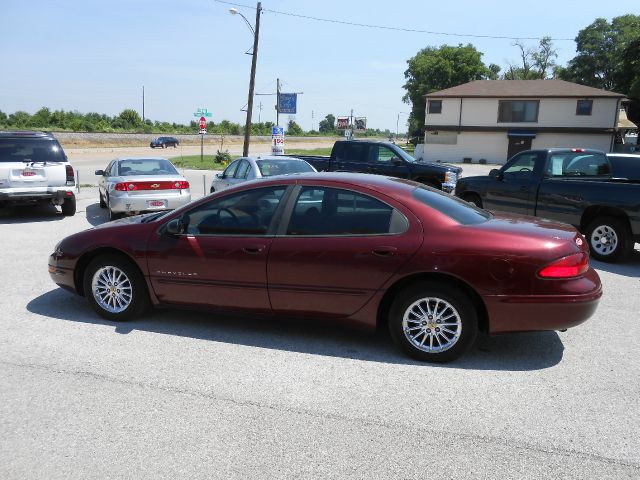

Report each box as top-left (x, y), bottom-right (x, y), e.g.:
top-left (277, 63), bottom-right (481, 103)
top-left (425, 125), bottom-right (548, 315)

top-left (519, 186), bottom-right (529, 192)
top-left (372, 246), bottom-right (397, 257)
top-left (242, 245), bottom-right (265, 255)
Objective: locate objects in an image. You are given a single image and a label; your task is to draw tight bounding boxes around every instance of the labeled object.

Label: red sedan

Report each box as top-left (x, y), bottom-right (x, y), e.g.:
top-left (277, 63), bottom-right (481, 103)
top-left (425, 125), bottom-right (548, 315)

top-left (48, 173), bottom-right (602, 362)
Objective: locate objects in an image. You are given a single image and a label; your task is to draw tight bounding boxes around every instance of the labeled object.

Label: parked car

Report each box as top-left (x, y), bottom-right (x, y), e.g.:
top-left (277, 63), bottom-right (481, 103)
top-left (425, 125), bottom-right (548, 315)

top-left (285, 140), bottom-right (462, 192)
top-left (0, 131), bottom-right (76, 215)
top-left (95, 157), bottom-right (191, 220)
top-left (211, 155), bottom-right (316, 192)
top-left (455, 148), bottom-right (640, 262)
top-left (150, 137), bottom-right (179, 149)
top-left (49, 173), bottom-right (601, 363)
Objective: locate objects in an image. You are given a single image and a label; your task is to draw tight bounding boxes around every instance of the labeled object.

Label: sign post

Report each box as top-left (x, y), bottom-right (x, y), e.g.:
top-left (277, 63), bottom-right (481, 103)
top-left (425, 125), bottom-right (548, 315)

top-left (271, 126), bottom-right (284, 155)
top-left (198, 116), bottom-right (207, 163)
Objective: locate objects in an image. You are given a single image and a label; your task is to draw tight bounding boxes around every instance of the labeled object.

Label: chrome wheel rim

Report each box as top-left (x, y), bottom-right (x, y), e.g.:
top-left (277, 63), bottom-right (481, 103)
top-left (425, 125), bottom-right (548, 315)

top-left (402, 297), bottom-right (462, 353)
top-left (91, 266), bottom-right (133, 313)
top-left (590, 225), bottom-right (618, 256)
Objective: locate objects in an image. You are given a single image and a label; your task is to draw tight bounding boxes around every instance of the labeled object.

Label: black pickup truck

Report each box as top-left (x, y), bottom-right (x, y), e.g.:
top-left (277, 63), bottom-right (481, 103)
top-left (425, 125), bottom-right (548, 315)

top-left (292, 140), bottom-right (462, 192)
top-left (455, 148), bottom-right (640, 262)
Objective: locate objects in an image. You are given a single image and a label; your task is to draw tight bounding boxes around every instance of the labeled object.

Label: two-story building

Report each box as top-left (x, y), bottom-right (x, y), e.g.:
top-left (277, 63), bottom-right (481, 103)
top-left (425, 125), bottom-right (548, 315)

top-left (415, 80), bottom-right (625, 164)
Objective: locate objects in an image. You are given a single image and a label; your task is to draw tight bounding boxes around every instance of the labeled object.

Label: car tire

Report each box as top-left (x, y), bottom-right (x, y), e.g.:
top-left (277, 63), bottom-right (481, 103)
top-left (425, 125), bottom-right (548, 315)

top-left (210, 186), bottom-right (215, 194)
top-left (162, 144), bottom-right (166, 149)
top-left (464, 193), bottom-right (483, 208)
top-left (586, 216), bottom-right (633, 262)
top-left (388, 281), bottom-right (478, 363)
top-left (83, 254), bottom-right (150, 321)
top-left (99, 190), bottom-right (106, 208)
top-left (61, 195), bottom-right (76, 216)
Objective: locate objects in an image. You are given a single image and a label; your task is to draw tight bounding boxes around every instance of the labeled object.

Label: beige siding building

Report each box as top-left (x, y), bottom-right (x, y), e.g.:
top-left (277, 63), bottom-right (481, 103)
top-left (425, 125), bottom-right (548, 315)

top-left (415, 80), bottom-right (624, 164)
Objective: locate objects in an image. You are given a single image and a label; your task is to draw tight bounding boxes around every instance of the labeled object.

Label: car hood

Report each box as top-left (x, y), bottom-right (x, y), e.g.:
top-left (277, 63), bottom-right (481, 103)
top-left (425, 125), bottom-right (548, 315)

top-left (415, 160), bottom-right (462, 173)
top-left (93, 212), bottom-right (163, 229)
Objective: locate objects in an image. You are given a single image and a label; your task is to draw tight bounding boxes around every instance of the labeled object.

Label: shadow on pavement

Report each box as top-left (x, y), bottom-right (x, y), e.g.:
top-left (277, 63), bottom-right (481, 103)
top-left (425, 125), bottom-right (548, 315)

top-left (28, 288), bottom-right (565, 371)
top-left (591, 248), bottom-right (640, 278)
top-left (0, 203), bottom-right (65, 223)
top-left (85, 202), bottom-right (109, 226)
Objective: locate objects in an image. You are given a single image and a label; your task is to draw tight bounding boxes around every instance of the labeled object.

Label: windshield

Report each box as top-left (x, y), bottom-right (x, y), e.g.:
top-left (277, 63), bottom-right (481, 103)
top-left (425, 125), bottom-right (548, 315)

top-left (390, 145), bottom-right (416, 163)
top-left (118, 159), bottom-right (178, 176)
top-left (256, 159), bottom-right (314, 176)
top-left (412, 186), bottom-right (491, 225)
top-left (0, 138), bottom-right (66, 163)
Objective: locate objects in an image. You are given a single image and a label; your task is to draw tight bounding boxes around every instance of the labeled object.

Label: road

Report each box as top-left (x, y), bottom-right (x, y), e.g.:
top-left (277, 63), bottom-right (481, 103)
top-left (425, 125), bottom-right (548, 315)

top-left (0, 189), bottom-right (639, 479)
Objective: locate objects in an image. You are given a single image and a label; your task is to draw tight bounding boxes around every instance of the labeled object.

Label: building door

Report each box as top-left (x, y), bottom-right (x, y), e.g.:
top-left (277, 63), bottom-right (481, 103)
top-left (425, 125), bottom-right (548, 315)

top-left (507, 136), bottom-right (532, 160)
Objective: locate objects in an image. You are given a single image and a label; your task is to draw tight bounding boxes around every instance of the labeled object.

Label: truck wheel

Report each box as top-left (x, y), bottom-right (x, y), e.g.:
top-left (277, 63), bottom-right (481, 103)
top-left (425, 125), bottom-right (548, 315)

top-left (586, 216), bottom-right (633, 262)
top-left (464, 193), bottom-right (483, 208)
top-left (61, 196), bottom-right (76, 216)
top-left (388, 281), bottom-right (478, 363)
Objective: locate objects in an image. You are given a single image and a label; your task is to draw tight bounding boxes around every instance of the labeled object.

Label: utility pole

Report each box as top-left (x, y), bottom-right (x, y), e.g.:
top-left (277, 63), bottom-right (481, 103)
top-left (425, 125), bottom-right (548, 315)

top-left (276, 78), bottom-right (281, 127)
top-left (142, 86), bottom-right (145, 122)
top-left (242, 1), bottom-right (261, 157)
top-left (311, 110), bottom-right (314, 131)
top-left (258, 102), bottom-right (263, 123)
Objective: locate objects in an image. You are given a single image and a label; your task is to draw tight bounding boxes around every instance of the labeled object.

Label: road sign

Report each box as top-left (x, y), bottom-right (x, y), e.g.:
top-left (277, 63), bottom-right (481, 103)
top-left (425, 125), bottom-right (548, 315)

top-left (198, 116), bottom-right (207, 130)
top-left (278, 93), bottom-right (297, 114)
top-left (193, 108), bottom-right (212, 118)
top-left (271, 126), bottom-right (285, 155)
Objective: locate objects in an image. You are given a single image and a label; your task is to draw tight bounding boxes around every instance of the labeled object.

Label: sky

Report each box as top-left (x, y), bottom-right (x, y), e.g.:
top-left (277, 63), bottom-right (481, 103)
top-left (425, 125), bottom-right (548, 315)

top-left (0, 0), bottom-right (636, 132)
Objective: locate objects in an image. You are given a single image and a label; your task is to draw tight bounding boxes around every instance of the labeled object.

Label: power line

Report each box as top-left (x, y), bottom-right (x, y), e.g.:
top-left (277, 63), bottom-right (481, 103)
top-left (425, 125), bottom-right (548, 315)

top-left (212, 0), bottom-right (574, 41)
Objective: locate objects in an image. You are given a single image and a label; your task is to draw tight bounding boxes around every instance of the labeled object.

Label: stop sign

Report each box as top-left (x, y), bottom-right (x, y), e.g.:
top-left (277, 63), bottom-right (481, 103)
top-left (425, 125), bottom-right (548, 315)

top-left (198, 116), bottom-right (207, 130)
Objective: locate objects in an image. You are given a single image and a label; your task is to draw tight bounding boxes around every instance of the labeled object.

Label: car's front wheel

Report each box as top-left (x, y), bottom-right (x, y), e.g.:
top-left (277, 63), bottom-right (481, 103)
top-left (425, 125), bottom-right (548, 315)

top-left (83, 254), bottom-right (149, 321)
top-left (388, 282), bottom-right (478, 362)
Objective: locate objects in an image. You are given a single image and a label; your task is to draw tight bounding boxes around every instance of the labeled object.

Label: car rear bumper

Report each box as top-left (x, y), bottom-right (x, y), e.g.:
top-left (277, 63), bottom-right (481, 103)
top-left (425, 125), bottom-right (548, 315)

top-left (484, 270), bottom-right (603, 334)
top-left (110, 191), bottom-right (191, 213)
top-left (0, 188), bottom-right (75, 204)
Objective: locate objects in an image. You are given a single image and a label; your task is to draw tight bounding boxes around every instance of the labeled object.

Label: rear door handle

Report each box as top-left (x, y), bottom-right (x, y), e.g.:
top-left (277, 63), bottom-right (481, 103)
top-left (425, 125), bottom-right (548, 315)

top-left (372, 246), bottom-right (397, 257)
top-left (242, 245), bottom-right (265, 255)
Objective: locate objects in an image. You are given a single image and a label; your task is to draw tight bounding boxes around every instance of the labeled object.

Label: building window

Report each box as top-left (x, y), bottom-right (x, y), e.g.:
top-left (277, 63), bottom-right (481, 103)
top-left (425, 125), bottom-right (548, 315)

top-left (428, 100), bottom-right (442, 114)
top-left (498, 100), bottom-right (539, 122)
top-left (576, 99), bottom-right (593, 116)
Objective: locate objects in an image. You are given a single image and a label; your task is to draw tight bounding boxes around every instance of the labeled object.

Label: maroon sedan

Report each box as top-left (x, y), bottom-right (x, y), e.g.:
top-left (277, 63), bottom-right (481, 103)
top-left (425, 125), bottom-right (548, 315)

top-left (48, 173), bottom-right (602, 362)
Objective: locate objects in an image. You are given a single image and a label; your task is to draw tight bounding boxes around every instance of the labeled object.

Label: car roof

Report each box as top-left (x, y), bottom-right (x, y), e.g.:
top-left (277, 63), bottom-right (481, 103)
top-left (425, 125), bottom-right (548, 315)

top-left (246, 155), bottom-right (305, 161)
top-left (607, 153), bottom-right (640, 158)
top-left (115, 157), bottom-right (172, 162)
top-left (0, 130), bottom-right (56, 139)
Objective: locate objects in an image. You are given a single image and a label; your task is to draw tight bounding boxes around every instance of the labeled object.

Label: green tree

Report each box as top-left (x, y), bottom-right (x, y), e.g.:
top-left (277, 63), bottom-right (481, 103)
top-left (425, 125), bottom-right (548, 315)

top-left (0, 110), bottom-right (8, 126)
top-left (504, 37), bottom-right (558, 79)
top-left (561, 15), bottom-right (640, 92)
top-left (286, 118), bottom-right (304, 136)
top-left (7, 111), bottom-right (31, 128)
top-left (117, 108), bottom-right (142, 128)
top-left (402, 44), bottom-right (499, 136)
top-left (318, 114), bottom-right (336, 134)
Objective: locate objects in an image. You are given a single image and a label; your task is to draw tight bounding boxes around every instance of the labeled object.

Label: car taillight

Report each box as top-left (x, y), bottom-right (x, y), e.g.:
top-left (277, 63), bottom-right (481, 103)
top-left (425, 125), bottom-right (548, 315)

top-left (173, 181), bottom-right (189, 189)
top-left (538, 252), bottom-right (589, 278)
top-left (114, 182), bottom-right (137, 191)
top-left (65, 165), bottom-right (75, 185)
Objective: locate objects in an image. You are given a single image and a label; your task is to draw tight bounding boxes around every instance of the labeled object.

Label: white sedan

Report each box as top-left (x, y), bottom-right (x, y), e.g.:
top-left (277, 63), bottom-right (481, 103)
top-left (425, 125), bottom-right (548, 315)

top-left (96, 157), bottom-right (191, 220)
top-left (210, 155), bottom-right (316, 192)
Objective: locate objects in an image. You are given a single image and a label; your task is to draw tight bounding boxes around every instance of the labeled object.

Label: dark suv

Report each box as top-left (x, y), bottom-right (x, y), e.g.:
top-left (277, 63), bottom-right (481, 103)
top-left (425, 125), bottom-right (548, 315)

top-left (0, 131), bottom-right (76, 215)
top-left (150, 136), bottom-right (179, 149)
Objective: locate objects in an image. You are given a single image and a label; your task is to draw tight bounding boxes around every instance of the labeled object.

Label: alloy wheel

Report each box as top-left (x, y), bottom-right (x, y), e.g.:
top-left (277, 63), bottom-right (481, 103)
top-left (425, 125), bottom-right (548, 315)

top-left (402, 297), bottom-right (462, 353)
top-left (91, 266), bottom-right (133, 313)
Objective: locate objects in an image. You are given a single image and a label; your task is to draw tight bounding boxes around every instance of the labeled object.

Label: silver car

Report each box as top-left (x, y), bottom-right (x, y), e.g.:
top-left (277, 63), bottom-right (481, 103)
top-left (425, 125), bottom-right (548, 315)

top-left (96, 157), bottom-right (191, 220)
top-left (210, 155), bottom-right (316, 192)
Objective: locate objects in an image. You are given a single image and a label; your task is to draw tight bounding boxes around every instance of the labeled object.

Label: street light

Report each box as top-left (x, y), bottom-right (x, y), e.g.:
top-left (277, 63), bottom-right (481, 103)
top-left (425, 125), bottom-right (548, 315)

top-left (229, 3), bottom-right (261, 157)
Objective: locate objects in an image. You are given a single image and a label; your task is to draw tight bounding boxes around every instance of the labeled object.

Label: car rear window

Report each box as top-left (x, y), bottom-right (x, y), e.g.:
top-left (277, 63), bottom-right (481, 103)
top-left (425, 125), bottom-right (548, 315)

top-left (118, 159), bottom-right (178, 175)
top-left (0, 138), bottom-right (66, 163)
top-left (256, 159), bottom-right (314, 177)
top-left (412, 186), bottom-right (491, 225)
top-left (546, 152), bottom-right (610, 177)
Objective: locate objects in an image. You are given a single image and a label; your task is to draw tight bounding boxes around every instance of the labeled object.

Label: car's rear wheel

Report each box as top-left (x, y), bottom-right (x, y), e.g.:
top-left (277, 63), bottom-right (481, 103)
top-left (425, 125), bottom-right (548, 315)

top-left (388, 282), bottom-right (478, 362)
top-left (586, 216), bottom-right (633, 262)
top-left (83, 254), bottom-right (149, 321)
top-left (99, 190), bottom-right (106, 208)
top-left (61, 196), bottom-right (76, 216)
top-left (162, 144), bottom-right (167, 149)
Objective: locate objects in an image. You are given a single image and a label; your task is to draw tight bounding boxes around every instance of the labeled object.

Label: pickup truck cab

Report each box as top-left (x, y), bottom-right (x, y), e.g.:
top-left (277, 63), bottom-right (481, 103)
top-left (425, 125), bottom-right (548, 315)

top-left (0, 131), bottom-right (76, 215)
top-left (294, 140), bottom-right (462, 192)
top-left (455, 148), bottom-right (640, 262)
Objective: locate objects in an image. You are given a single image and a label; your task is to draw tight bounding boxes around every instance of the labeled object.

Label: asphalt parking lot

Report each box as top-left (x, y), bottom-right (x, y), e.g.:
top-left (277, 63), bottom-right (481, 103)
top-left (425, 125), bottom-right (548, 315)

top-left (1, 187), bottom-right (639, 479)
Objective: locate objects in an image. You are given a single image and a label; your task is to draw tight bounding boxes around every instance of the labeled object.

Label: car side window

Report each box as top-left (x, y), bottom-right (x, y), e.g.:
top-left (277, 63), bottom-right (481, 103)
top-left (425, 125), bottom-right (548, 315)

top-left (503, 152), bottom-right (541, 177)
top-left (223, 160), bottom-right (240, 178)
top-left (104, 161), bottom-right (114, 176)
top-left (370, 145), bottom-right (396, 164)
top-left (286, 187), bottom-right (407, 236)
top-left (546, 153), bottom-right (611, 177)
top-left (234, 160), bottom-right (251, 179)
top-left (334, 143), bottom-right (368, 163)
top-left (181, 186), bottom-right (287, 236)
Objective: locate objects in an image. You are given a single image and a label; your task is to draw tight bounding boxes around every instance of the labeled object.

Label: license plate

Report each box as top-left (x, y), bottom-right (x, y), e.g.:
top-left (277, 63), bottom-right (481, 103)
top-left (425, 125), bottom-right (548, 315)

top-left (22, 169), bottom-right (36, 177)
top-left (147, 200), bottom-right (166, 208)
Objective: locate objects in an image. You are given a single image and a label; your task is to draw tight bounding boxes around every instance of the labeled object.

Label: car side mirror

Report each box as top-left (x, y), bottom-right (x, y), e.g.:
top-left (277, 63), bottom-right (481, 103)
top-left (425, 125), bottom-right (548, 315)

top-left (489, 169), bottom-right (503, 180)
top-left (216, 173), bottom-right (225, 179)
top-left (165, 218), bottom-right (184, 236)
top-left (95, 169), bottom-right (105, 176)
top-left (391, 156), bottom-right (403, 165)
